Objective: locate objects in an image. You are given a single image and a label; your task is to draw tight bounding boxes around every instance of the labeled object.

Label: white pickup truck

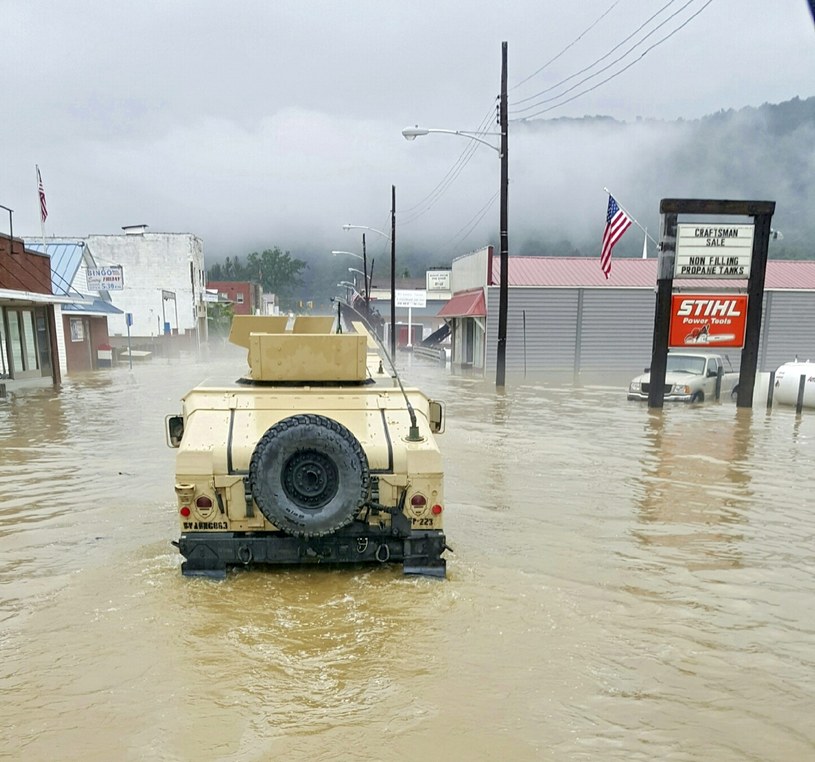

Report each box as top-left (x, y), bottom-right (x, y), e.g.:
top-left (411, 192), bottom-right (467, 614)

top-left (627, 352), bottom-right (739, 403)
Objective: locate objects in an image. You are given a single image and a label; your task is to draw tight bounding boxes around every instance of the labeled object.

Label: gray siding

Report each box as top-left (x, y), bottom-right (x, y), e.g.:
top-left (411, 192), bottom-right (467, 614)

top-left (579, 290), bottom-right (654, 371)
top-left (476, 286), bottom-right (814, 375)
top-left (485, 286), bottom-right (654, 373)
top-left (759, 291), bottom-right (815, 369)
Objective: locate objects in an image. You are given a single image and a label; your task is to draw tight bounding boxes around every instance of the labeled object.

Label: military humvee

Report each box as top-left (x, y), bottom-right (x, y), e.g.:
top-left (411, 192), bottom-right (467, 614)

top-left (166, 315), bottom-right (448, 579)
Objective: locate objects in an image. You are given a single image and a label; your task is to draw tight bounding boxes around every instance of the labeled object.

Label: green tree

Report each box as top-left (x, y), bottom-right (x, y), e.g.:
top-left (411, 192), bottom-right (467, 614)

top-left (206, 301), bottom-right (234, 342)
top-left (246, 247), bottom-right (307, 298)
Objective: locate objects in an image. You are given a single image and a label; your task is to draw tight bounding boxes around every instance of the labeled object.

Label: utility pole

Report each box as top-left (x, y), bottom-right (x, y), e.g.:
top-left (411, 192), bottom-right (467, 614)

top-left (496, 41), bottom-right (509, 387)
top-left (390, 184), bottom-right (396, 358)
top-left (362, 233), bottom-right (369, 307)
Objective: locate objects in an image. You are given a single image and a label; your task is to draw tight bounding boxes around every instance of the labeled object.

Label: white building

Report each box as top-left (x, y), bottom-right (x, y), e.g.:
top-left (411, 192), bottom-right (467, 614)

top-left (84, 226), bottom-right (207, 340)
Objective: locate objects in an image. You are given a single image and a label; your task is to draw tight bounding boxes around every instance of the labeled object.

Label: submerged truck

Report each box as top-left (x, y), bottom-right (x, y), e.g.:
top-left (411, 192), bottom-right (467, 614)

top-left (627, 351), bottom-right (739, 403)
top-left (166, 315), bottom-right (448, 579)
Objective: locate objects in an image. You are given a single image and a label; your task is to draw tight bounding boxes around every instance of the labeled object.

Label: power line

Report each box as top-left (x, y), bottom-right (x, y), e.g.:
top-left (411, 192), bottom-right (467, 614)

top-left (511, 0), bottom-right (680, 109)
top-left (512, 0), bottom-right (714, 120)
top-left (437, 190), bottom-right (500, 255)
top-left (509, 0), bottom-right (622, 93)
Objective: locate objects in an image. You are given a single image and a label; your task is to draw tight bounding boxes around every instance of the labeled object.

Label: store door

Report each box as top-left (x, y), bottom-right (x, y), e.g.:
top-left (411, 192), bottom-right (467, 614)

top-left (5, 308), bottom-right (48, 379)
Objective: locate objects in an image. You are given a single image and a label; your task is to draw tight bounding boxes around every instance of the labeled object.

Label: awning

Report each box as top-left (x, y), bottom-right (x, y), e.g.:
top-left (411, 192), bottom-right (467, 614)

top-left (437, 289), bottom-right (486, 318)
top-left (0, 288), bottom-right (80, 305)
top-left (61, 298), bottom-right (123, 316)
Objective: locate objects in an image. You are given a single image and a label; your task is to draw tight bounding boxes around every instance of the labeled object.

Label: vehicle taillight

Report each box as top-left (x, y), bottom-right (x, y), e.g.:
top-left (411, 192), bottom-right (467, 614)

top-left (196, 496), bottom-right (213, 508)
top-left (411, 494), bottom-right (427, 507)
top-left (431, 504), bottom-right (443, 515)
top-left (180, 506), bottom-right (191, 517)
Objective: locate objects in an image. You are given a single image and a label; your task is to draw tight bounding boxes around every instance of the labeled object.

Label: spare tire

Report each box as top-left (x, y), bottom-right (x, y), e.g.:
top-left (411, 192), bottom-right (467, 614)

top-left (249, 414), bottom-right (369, 537)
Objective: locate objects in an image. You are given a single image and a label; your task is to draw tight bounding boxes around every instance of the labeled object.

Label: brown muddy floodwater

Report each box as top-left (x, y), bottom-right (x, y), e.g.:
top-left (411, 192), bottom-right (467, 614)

top-left (1, 346), bottom-right (814, 761)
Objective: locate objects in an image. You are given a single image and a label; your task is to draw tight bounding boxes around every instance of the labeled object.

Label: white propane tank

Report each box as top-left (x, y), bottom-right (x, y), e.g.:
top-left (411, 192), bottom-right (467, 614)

top-left (773, 361), bottom-right (815, 408)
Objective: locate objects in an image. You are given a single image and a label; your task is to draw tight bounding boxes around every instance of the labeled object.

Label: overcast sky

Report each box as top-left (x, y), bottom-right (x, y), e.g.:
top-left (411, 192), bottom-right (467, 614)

top-left (3, 0), bottom-right (813, 262)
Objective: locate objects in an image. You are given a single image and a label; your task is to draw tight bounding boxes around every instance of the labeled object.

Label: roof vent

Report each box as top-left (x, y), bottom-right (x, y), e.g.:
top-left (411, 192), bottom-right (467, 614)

top-left (122, 224), bottom-right (148, 235)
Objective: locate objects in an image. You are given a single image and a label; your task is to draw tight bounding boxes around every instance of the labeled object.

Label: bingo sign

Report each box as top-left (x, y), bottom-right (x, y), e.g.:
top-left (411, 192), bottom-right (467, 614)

top-left (674, 224), bottom-right (753, 278)
top-left (86, 265), bottom-right (124, 291)
top-left (669, 294), bottom-right (748, 349)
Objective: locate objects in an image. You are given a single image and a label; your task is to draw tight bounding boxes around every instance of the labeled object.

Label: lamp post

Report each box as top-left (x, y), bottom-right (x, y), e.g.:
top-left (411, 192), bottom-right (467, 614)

top-left (332, 249), bottom-right (368, 301)
top-left (348, 267), bottom-right (369, 298)
top-left (402, 42), bottom-right (509, 387)
top-left (336, 281), bottom-right (363, 303)
top-left (0, 204), bottom-right (13, 246)
top-left (343, 196), bottom-right (397, 357)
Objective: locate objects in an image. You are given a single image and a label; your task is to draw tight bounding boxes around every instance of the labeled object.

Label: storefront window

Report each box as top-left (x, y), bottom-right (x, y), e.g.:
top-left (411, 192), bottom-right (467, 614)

top-left (70, 317), bottom-right (85, 342)
top-left (0, 307), bottom-right (9, 377)
top-left (4, 308), bottom-right (42, 375)
top-left (8, 310), bottom-right (23, 371)
top-left (22, 310), bottom-right (38, 369)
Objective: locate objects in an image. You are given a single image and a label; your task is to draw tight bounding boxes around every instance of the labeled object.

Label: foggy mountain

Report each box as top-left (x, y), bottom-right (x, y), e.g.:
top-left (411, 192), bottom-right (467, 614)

top-left (213, 96), bottom-right (815, 304)
top-left (507, 96), bottom-right (815, 260)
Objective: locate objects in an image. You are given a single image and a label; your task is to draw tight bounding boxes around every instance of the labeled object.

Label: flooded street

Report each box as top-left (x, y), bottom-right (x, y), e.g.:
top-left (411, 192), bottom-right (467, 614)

top-left (2, 348), bottom-right (814, 761)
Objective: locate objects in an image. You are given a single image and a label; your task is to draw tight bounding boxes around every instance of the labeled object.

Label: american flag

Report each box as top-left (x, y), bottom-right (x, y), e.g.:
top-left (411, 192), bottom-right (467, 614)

top-left (37, 165), bottom-right (48, 223)
top-left (600, 195), bottom-right (632, 279)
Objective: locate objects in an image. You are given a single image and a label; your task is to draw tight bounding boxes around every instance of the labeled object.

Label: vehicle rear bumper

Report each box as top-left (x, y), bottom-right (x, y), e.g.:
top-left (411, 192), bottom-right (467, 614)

top-left (175, 526), bottom-right (448, 579)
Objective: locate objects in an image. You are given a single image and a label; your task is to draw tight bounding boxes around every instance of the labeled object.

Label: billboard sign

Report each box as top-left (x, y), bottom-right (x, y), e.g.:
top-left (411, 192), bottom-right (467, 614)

top-left (86, 265), bottom-right (124, 291)
top-left (395, 289), bottom-right (427, 308)
top-left (426, 270), bottom-right (451, 292)
top-left (669, 294), bottom-right (748, 348)
top-left (674, 224), bottom-right (753, 278)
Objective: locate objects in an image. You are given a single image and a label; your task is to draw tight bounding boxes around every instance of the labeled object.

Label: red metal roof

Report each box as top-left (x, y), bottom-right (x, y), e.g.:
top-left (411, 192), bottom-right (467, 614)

top-left (438, 289), bottom-right (486, 317)
top-left (489, 257), bottom-right (815, 290)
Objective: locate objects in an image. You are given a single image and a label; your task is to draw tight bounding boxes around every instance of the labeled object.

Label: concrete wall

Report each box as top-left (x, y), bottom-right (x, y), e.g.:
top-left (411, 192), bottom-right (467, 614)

top-left (452, 246), bottom-right (492, 292)
top-left (85, 232), bottom-right (205, 339)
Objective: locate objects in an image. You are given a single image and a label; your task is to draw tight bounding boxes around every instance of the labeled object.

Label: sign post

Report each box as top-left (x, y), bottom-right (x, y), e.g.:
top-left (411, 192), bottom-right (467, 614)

top-left (651, 199), bottom-right (775, 409)
top-left (125, 312), bottom-right (133, 370)
top-left (395, 289), bottom-right (427, 349)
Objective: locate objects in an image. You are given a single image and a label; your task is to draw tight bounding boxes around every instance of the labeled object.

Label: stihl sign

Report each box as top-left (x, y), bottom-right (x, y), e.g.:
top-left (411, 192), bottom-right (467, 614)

top-left (669, 295), bottom-right (748, 348)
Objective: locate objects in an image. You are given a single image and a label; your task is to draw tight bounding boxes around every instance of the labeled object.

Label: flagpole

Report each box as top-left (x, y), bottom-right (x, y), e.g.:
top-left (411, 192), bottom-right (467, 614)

top-left (603, 186), bottom-right (659, 246)
top-left (642, 228), bottom-right (648, 259)
top-left (36, 165), bottom-right (48, 255)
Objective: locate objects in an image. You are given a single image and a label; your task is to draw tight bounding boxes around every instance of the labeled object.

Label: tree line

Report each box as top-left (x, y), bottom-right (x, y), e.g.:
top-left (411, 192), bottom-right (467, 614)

top-left (207, 247), bottom-right (307, 304)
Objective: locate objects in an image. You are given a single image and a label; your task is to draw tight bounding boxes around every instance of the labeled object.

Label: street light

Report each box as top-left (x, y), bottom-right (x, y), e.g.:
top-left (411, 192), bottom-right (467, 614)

top-left (342, 224), bottom-right (390, 240)
top-left (331, 250), bottom-right (364, 261)
top-left (402, 42), bottom-right (509, 387)
top-left (401, 127), bottom-right (501, 151)
top-left (336, 281), bottom-right (362, 302)
top-left (343, 192), bottom-right (397, 357)
top-left (333, 249), bottom-right (370, 306)
top-left (348, 266), bottom-right (368, 291)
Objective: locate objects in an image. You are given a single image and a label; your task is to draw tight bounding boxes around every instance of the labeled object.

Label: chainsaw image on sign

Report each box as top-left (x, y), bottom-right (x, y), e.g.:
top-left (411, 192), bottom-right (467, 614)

top-left (670, 295), bottom-right (748, 349)
top-left (683, 324), bottom-right (737, 345)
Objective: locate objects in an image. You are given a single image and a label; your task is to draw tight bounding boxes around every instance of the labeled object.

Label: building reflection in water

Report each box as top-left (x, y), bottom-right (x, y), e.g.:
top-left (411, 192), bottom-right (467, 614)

top-left (632, 407), bottom-right (754, 572)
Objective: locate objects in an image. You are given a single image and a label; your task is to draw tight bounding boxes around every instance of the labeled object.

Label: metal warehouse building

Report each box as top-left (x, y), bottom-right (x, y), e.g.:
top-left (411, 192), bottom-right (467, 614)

top-left (439, 246), bottom-right (815, 376)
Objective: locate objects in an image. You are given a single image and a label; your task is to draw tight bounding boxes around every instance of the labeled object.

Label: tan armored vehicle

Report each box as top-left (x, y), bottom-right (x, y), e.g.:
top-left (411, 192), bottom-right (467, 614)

top-left (166, 315), bottom-right (448, 578)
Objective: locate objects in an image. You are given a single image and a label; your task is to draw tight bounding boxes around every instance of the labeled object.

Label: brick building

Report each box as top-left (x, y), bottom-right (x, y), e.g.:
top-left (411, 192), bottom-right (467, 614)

top-left (207, 281), bottom-right (263, 315)
top-left (0, 233), bottom-right (62, 385)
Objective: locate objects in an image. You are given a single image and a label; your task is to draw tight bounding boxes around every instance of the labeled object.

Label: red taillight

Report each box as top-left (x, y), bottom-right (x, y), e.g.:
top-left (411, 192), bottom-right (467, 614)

top-left (411, 494), bottom-right (427, 507)
top-left (196, 496), bottom-right (213, 508)
top-left (431, 504), bottom-right (443, 515)
top-left (180, 506), bottom-right (191, 517)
